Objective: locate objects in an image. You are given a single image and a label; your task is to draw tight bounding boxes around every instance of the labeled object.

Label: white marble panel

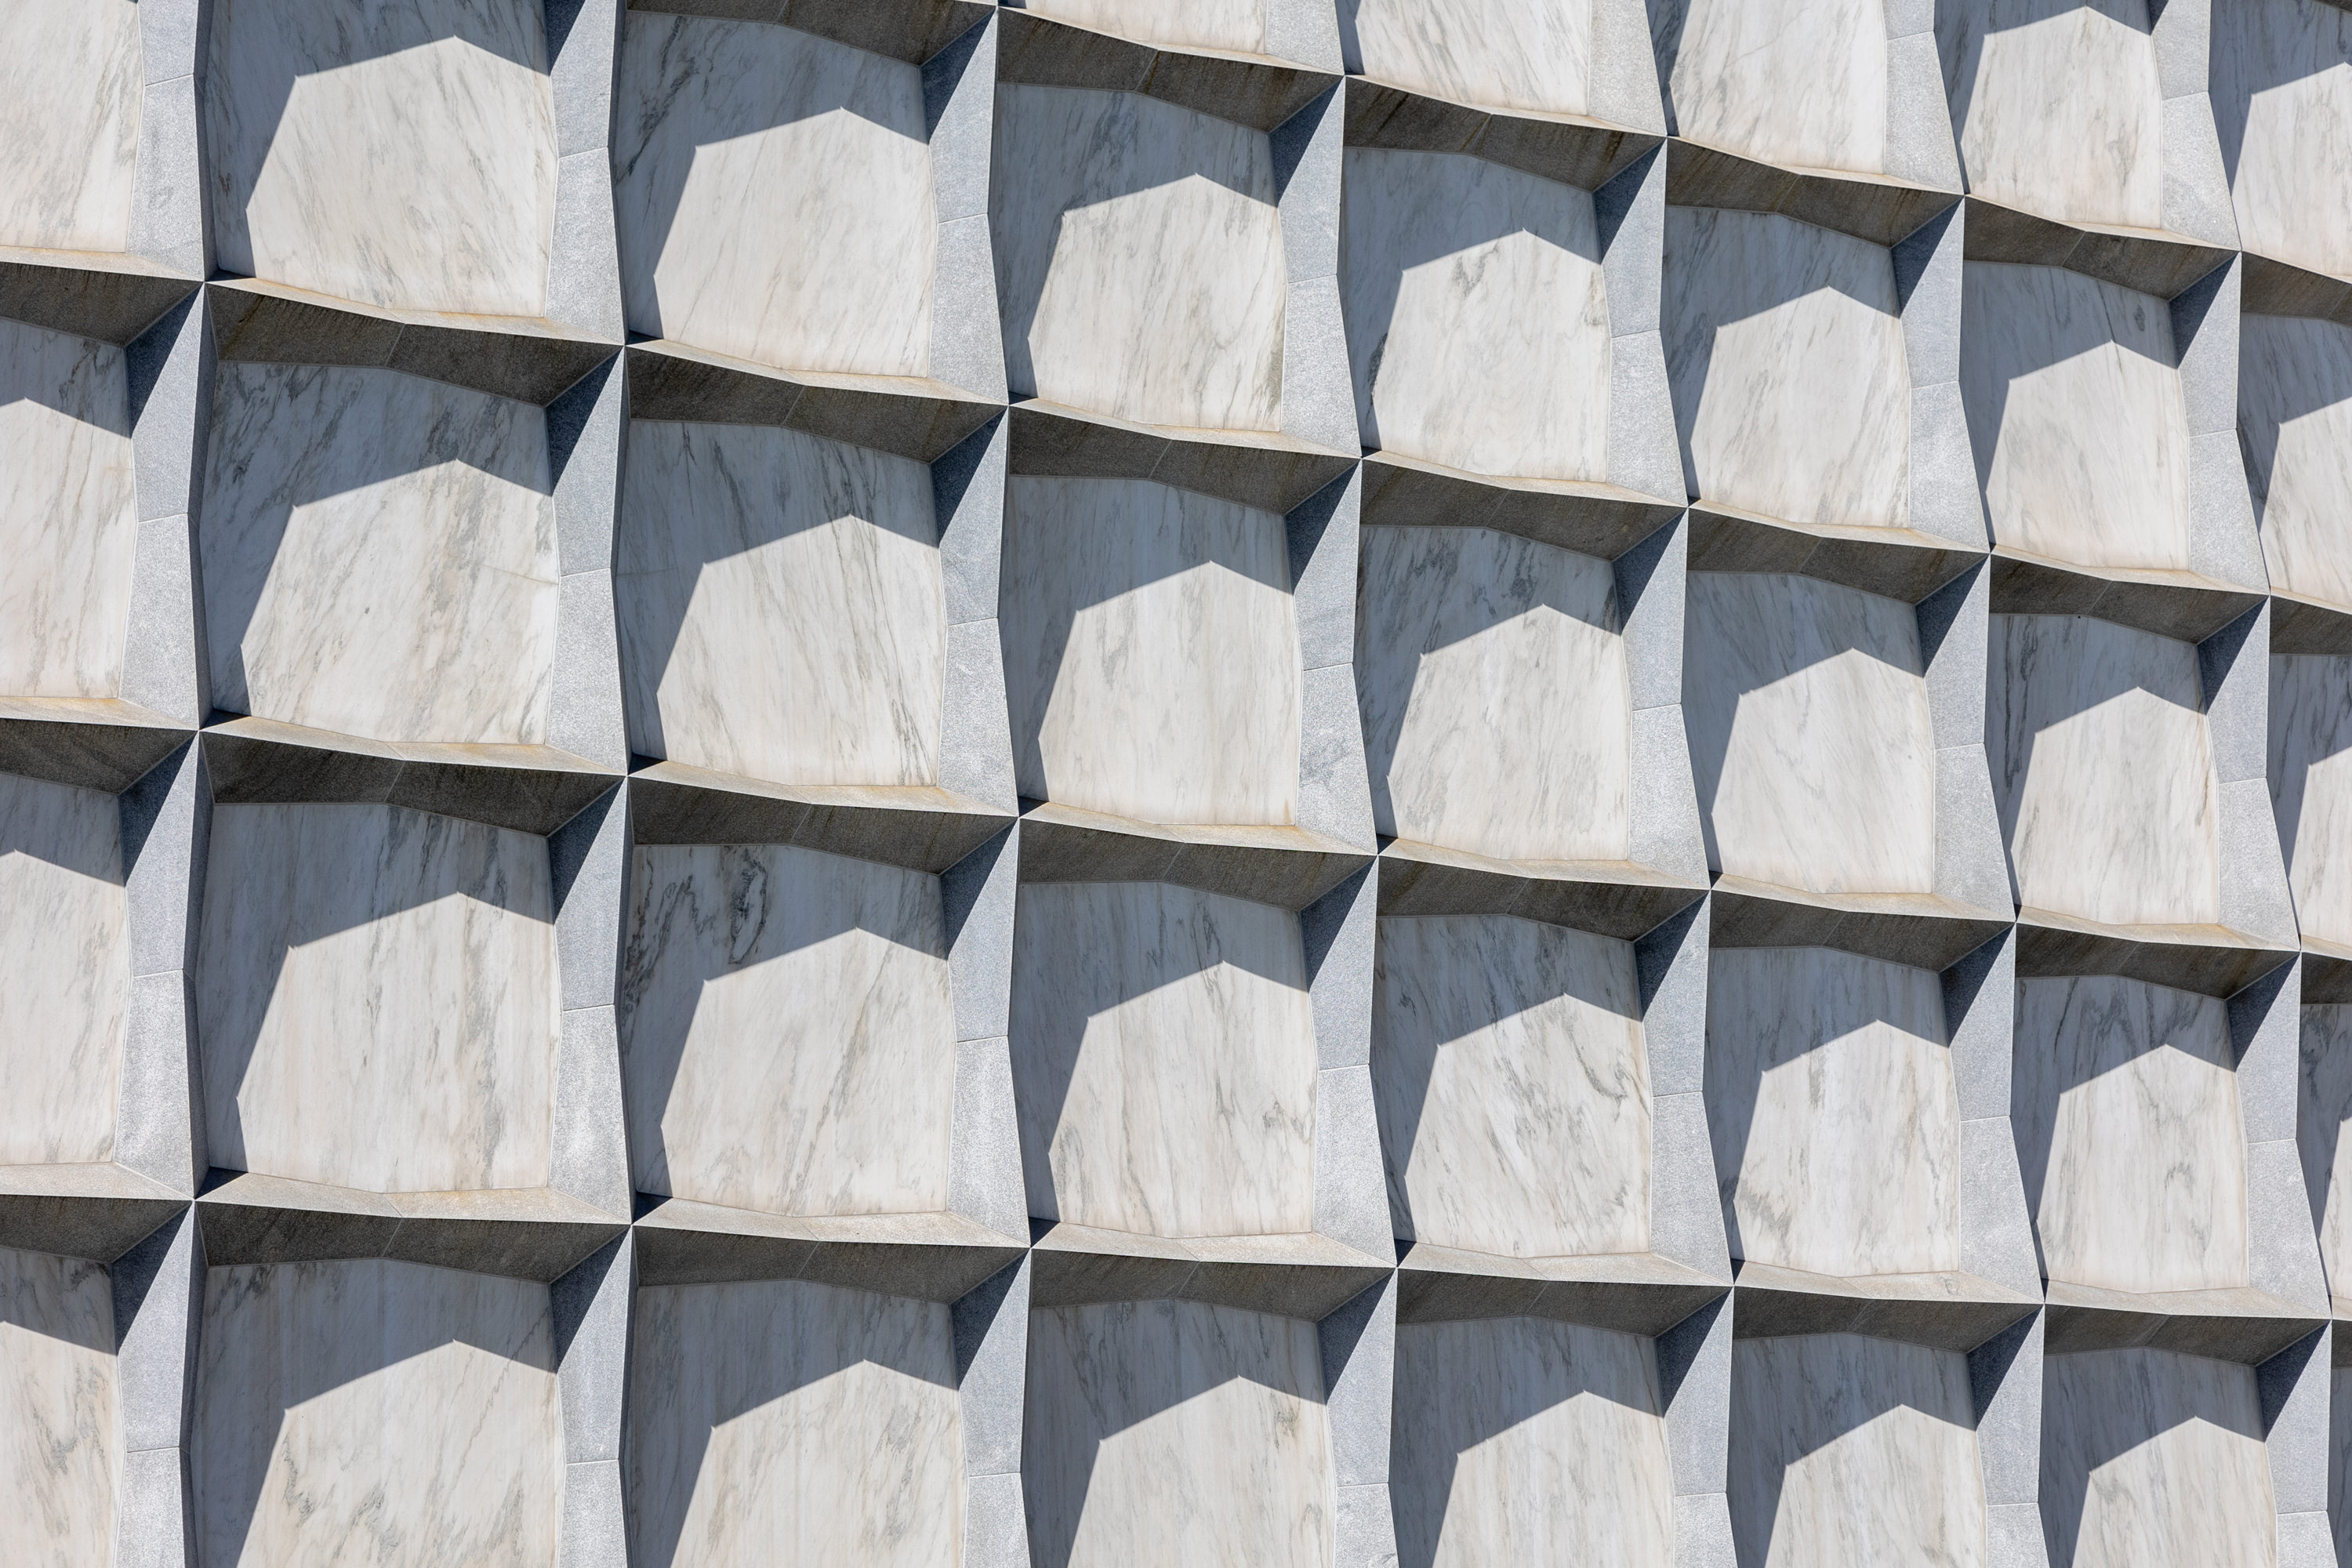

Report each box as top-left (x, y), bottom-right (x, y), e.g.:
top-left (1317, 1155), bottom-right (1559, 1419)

top-left (1685, 572), bottom-right (1936, 897)
top-left (1669, 0), bottom-right (1889, 176)
top-left (1021, 0), bottom-right (1267, 56)
top-left (619, 421), bottom-right (942, 789)
top-left (2013, 977), bottom-right (2246, 1296)
top-left (0, 774), bottom-right (125, 1167)
top-left (198, 803), bottom-right (557, 1196)
top-left (1357, 525), bottom-right (1629, 862)
top-left (1730, 1334), bottom-right (1985, 1568)
top-left (194, 1259), bottom-right (561, 1568)
top-left (1392, 1316), bottom-right (1671, 1566)
top-left (206, 0), bottom-right (557, 316)
top-left (0, 1247), bottom-right (114, 1568)
top-left (1342, 149), bottom-right (1610, 482)
top-left (2270, 655), bottom-right (2352, 950)
top-left (202, 362), bottom-right (557, 747)
top-left (2241, 313), bottom-right (2352, 610)
top-left (1025, 1300), bottom-right (1334, 1568)
top-left (1962, 263), bottom-right (2191, 573)
top-left (1345, 0), bottom-right (1592, 118)
top-left (614, 13), bottom-right (935, 379)
top-left (0, 321), bottom-right (135, 700)
top-left (0, 0), bottom-right (141, 252)
top-left (2301, 1006), bottom-right (2352, 1301)
top-left (2214, 0), bottom-right (2352, 281)
top-left (1003, 475), bottom-right (1300, 828)
top-left (993, 85), bottom-right (1285, 433)
top-left (620, 844), bottom-right (954, 1220)
top-left (1707, 948), bottom-right (1960, 1277)
top-left (1955, 2), bottom-right (2163, 230)
top-left (1374, 915), bottom-right (1650, 1260)
top-left (1665, 209), bottom-right (1911, 532)
top-left (2040, 1348), bottom-right (2274, 1568)
top-left (629, 1279), bottom-right (961, 1568)
top-left (1991, 614), bottom-right (2220, 928)
top-left (1012, 882), bottom-right (1315, 1240)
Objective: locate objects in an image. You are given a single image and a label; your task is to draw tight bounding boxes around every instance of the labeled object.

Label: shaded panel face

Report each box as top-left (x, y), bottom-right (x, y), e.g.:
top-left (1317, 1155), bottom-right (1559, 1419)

top-left (1011, 881), bottom-right (1315, 1239)
top-left (0, 772), bottom-right (125, 1167)
top-left (1025, 1299), bottom-right (1333, 1568)
top-left (1344, 0), bottom-right (1594, 118)
top-left (992, 85), bottom-right (1284, 433)
top-left (2039, 1348), bottom-right (2275, 1568)
top-left (1664, 209), bottom-right (1911, 533)
top-left (1019, 0), bottom-right (1268, 56)
top-left (1707, 948), bottom-right (1959, 1277)
top-left (2013, 976), bottom-right (2246, 1296)
top-left (198, 803), bottom-right (557, 1195)
top-left (1668, 0), bottom-right (1889, 176)
top-left (2212, 0), bottom-right (2352, 281)
top-left (1729, 1334), bottom-right (1986, 1568)
top-left (193, 1259), bottom-right (561, 1568)
top-left (0, 1247), bottom-right (115, 1568)
top-left (2299, 1005), bottom-right (2352, 1300)
top-left (614, 13), bottom-right (935, 379)
top-left (620, 843), bottom-right (954, 1220)
top-left (0, 0), bottom-right (141, 252)
top-left (1391, 1315), bottom-right (1671, 1566)
top-left (2242, 314), bottom-right (2352, 612)
top-left (628, 1279), bottom-right (961, 1568)
top-left (1374, 915), bottom-right (1650, 1260)
top-left (2335, 1365), bottom-right (2352, 1568)
top-left (619, 421), bottom-right (944, 790)
top-left (201, 362), bottom-right (557, 748)
top-left (2270, 654), bottom-right (2352, 949)
top-left (1947, 0), bottom-right (2162, 230)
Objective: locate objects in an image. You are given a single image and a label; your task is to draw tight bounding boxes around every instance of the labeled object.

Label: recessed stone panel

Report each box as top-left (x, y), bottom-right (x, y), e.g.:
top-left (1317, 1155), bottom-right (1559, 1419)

top-left (1345, 0), bottom-right (1595, 117)
top-left (2242, 314), bottom-right (2352, 613)
top-left (0, 1246), bottom-right (116, 1568)
top-left (1946, 1), bottom-right (2165, 230)
top-left (1668, 0), bottom-right (1889, 178)
top-left (2271, 655), bottom-right (2352, 950)
top-left (0, 771), bottom-right (125, 1167)
top-left (0, 0), bottom-right (142, 253)
top-left (2214, 0), bottom-right (2352, 283)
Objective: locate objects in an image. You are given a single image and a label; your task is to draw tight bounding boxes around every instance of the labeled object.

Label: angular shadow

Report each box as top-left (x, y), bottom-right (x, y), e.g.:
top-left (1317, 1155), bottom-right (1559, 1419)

top-left (0, 1245), bottom-right (114, 1355)
top-left (2208, 0), bottom-right (2352, 189)
top-left (2298, 1004), bottom-right (2352, 1253)
top-left (2238, 312), bottom-right (2352, 530)
top-left (0, 764), bottom-right (125, 883)
top-left (2266, 649), bottom-right (2352, 880)
top-left (0, 311), bottom-right (135, 427)
top-left (1939, 0), bottom-right (2158, 155)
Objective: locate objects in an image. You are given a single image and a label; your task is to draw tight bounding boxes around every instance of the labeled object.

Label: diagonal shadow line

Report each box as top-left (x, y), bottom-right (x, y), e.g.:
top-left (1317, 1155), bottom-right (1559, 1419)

top-left (2238, 312), bottom-right (2352, 531)
top-left (1939, 0), bottom-right (2159, 169)
top-left (2264, 648), bottom-right (2352, 884)
top-left (2209, 0), bottom-right (2352, 191)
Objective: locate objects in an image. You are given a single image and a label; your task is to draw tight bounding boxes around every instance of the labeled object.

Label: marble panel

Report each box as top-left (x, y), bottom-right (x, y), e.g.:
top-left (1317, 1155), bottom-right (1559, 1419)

top-left (1011, 881), bottom-right (1315, 1240)
top-left (629, 1279), bottom-right (961, 1568)
top-left (1002, 475), bottom-right (1300, 828)
top-left (198, 803), bottom-right (557, 1196)
top-left (206, 0), bottom-right (557, 317)
top-left (1020, 0), bottom-right (1268, 57)
top-left (1962, 263), bottom-right (2191, 574)
top-left (1356, 525), bottom-right (1629, 863)
top-left (1669, 0), bottom-right (1889, 177)
top-left (202, 362), bottom-right (557, 748)
top-left (1025, 1299), bottom-right (1334, 1568)
top-left (194, 1259), bottom-right (561, 1568)
top-left (0, 0), bottom-right (141, 252)
top-left (2241, 314), bottom-right (2352, 610)
top-left (2013, 976), bottom-right (2247, 1296)
top-left (993, 85), bottom-right (1285, 433)
top-left (1665, 208), bottom-right (1911, 533)
top-left (2299, 1006), bottom-right (2352, 1300)
top-left (1951, 1), bottom-right (2163, 230)
top-left (1685, 572), bottom-right (1936, 897)
top-left (1992, 614), bottom-right (2219, 928)
top-left (619, 421), bottom-right (943, 789)
top-left (1708, 947), bottom-right (1960, 1278)
top-left (1392, 1316), bottom-right (1671, 1566)
top-left (620, 843), bottom-right (954, 1220)
top-left (0, 1247), bottom-right (114, 1568)
top-left (2336, 1367), bottom-right (2352, 1566)
top-left (615, 13), bottom-right (935, 379)
top-left (1729, 1334), bottom-right (1985, 1568)
top-left (1341, 149), bottom-right (1609, 483)
top-left (2270, 655), bottom-right (2352, 949)
top-left (1374, 915), bottom-right (1650, 1261)
top-left (0, 321), bottom-right (135, 701)
top-left (2213, 0), bottom-right (2352, 282)
top-left (2040, 1348), bottom-right (2274, 1568)
top-left (1344, 0), bottom-right (1593, 118)
top-left (0, 774), bottom-right (125, 1167)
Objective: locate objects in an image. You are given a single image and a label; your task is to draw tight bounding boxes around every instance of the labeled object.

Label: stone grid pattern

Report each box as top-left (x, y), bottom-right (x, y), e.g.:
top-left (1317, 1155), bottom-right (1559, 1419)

top-left (5, 0), bottom-right (2352, 1565)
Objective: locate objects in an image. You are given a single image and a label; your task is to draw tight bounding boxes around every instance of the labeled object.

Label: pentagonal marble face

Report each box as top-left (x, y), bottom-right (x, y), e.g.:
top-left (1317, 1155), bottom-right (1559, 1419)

top-left (2270, 655), bottom-right (2352, 949)
top-left (0, 0), bottom-right (142, 253)
top-left (1345, 0), bottom-right (1596, 117)
top-left (2300, 1004), bottom-right (2352, 1303)
top-left (2242, 313), bottom-right (2352, 612)
top-left (2214, 0), bottom-right (2352, 283)
top-left (0, 771), bottom-right (125, 1169)
top-left (0, 1246), bottom-right (116, 1568)
top-left (1668, 0), bottom-right (1891, 176)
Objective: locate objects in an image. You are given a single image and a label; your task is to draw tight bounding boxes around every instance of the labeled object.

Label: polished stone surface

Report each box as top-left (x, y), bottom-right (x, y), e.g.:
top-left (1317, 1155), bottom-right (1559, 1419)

top-left (1668, 0), bottom-right (1887, 178)
top-left (2241, 314), bottom-right (2352, 611)
top-left (1946, 1), bottom-right (2165, 230)
top-left (0, 772), bottom-right (125, 1167)
top-left (1345, 0), bottom-right (1595, 117)
top-left (2215, 0), bottom-right (2352, 282)
top-left (0, 1246), bottom-right (115, 1568)
top-left (0, 0), bottom-right (143, 254)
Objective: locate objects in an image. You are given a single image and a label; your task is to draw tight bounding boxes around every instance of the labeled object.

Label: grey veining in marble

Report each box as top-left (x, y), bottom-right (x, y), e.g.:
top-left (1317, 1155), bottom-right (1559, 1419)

top-left (2299, 1006), bottom-right (2352, 1301)
top-left (2212, 0), bottom-right (2352, 282)
top-left (2268, 655), bottom-right (2352, 949)
top-left (1668, 0), bottom-right (1889, 177)
top-left (1344, 0), bottom-right (1595, 118)
top-left (0, 1246), bottom-right (116, 1568)
top-left (2241, 313), bottom-right (2352, 612)
top-left (0, 772), bottom-right (125, 1167)
top-left (1018, 0), bottom-right (1269, 60)
top-left (0, 0), bottom-right (143, 253)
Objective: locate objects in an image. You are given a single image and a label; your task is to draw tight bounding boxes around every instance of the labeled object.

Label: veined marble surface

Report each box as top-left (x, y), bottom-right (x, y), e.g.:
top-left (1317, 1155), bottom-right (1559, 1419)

top-left (1991, 614), bottom-right (2220, 930)
top-left (1012, 881), bottom-right (1316, 1240)
top-left (1951, 1), bottom-right (2163, 230)
top-left (1342, 148), bottom-right (1610, 483)
top-left (1020, 0), bottom-right (1267, 56)
top-left (1392, 1316), bottom-right (1671, 1567)
top-left (1730, 1334), bottom-right (1986, 1568)
top-left (620, 843), bottom-right (955, 1220)
top-left (2013, 977), bottom-right (2247, 1296)
top-left (2213, 0), bottom-right (2352, 282)
top-left (993, 85), bottom-right (1286, 433)
top-left (2268, 655), bottom-right (2352, 949)
top-left (620, 421), bottom-right (943, 789)
top-left (1357, 525), bottom-right (1630, 863)
top-left (1374, 915), bottom-right (1651, 1260)
top-left (1025, 1300), bottom-right (1334, 1568)
top-left (194, 1260), bottom-right (561, 1568)
top-left (0, 1247), bottom-right (114, 1568)
top-left (198, 803), bottom-right (557, 1196)
top-left (0, 321), bottom-right (134, 702)
top-left (1669, 0), bottom-right (1888, 177)
top-left (0, 0), bottom-right (140, 252)
top-left (0, 774), bottom-right (125, 1167)
top-left (2241, 313), bottom-right (2352, 610)
top-left (2300, 1006), bottom-right (2352, 1298)
top-left (1003, 476), bottom-right (1300, 828)
top-left (1345, 0), bottom-right (1593, 118)
top-left (203, 362), bottom-right (557, 748)
top-left (1665, 209), bottom-right (1911, 534)
top-left (1962, 263), bottom-right (2191, 574)
top-left (2040, 1348), bottom-right (2274, 1568)
top-left (1685, 572), bottom-right (1936, 897)
top-left (1708, 947), bottom-right (1960, 1278)
top-left (207, 0), bottom-right (557, 317)
top-left (629, 1279), bottom-right (961, 1568)
top-left (615, 13), bottom-right (935, 379)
